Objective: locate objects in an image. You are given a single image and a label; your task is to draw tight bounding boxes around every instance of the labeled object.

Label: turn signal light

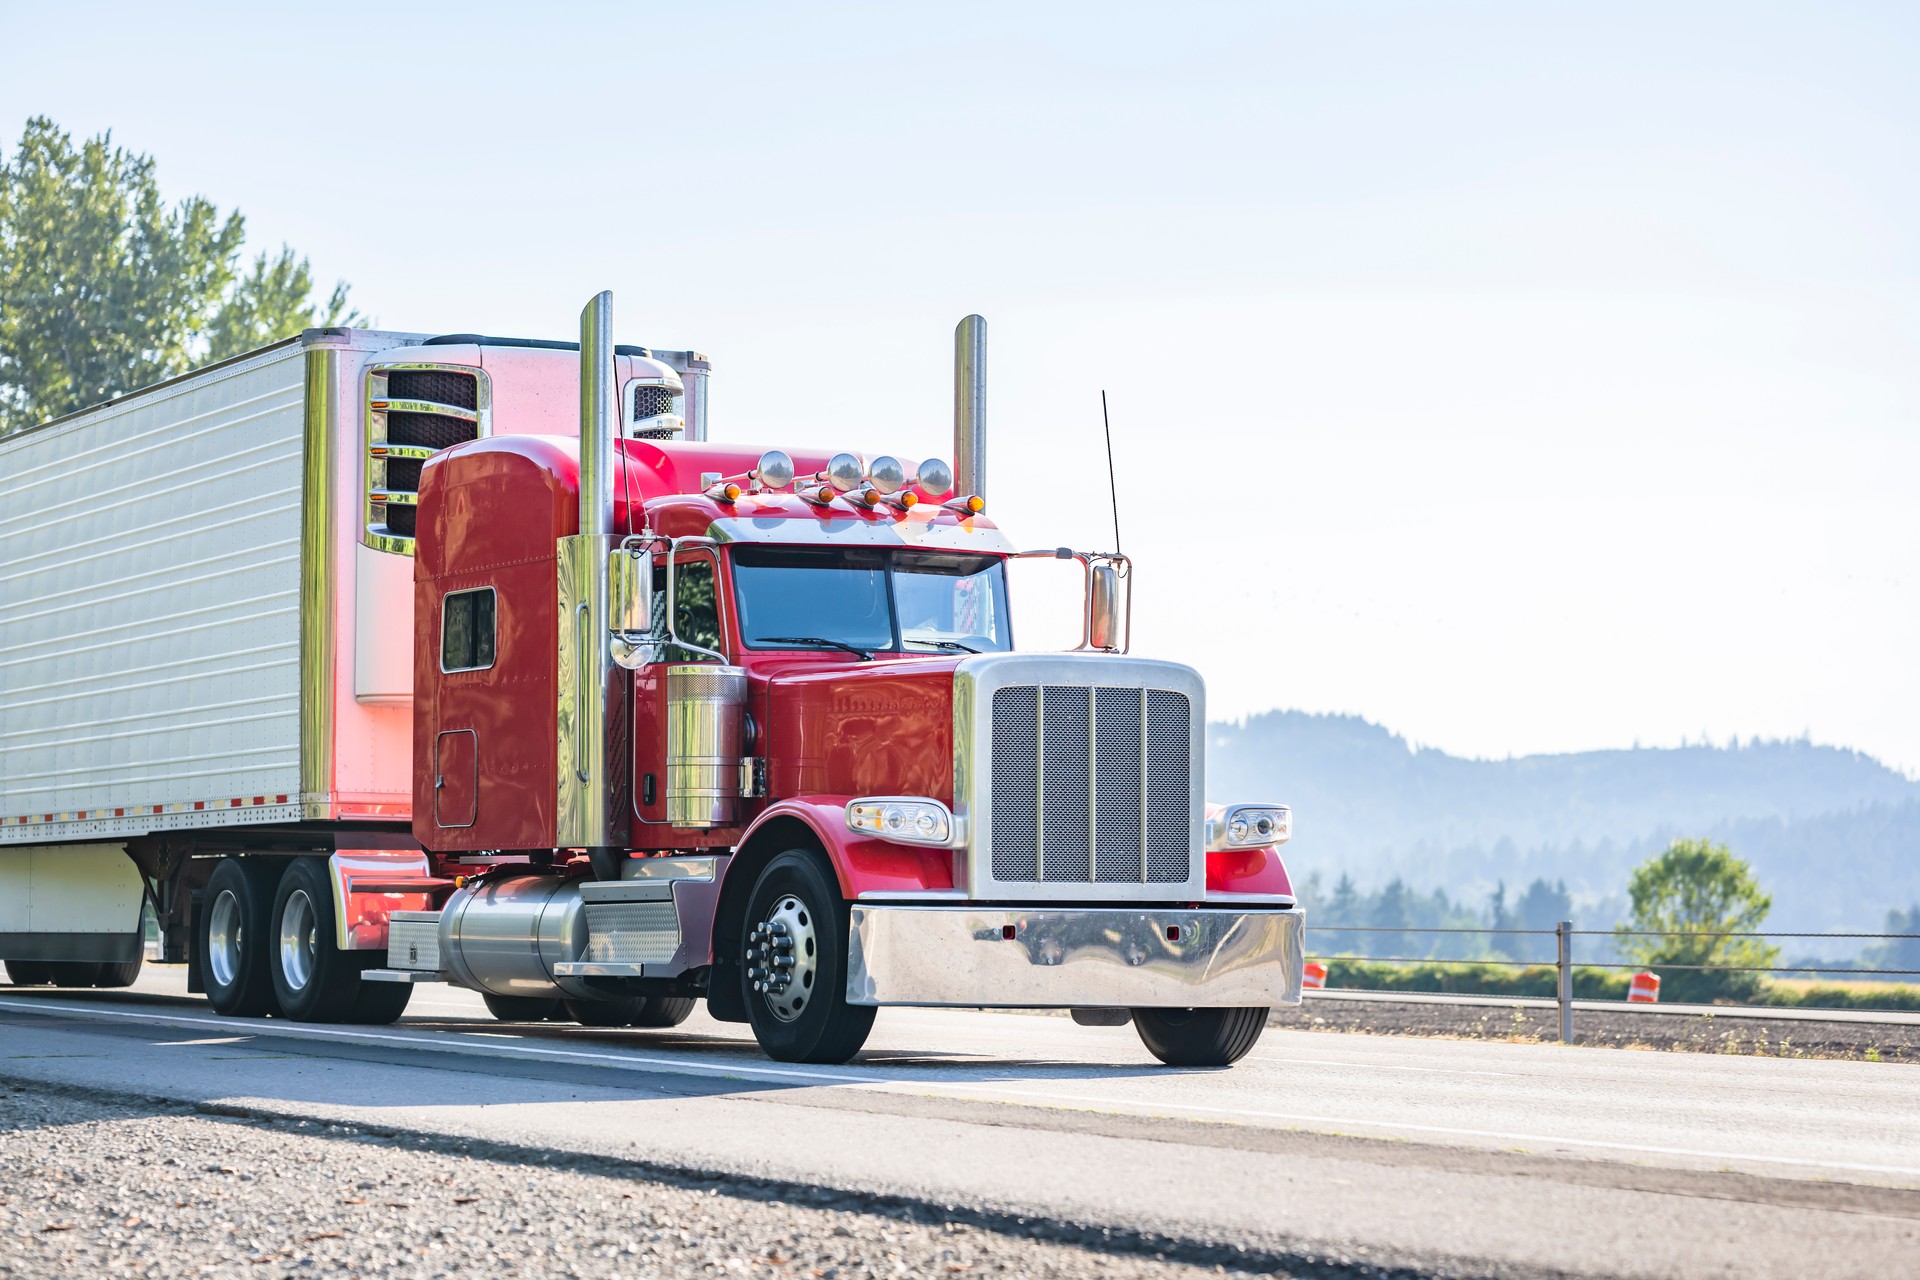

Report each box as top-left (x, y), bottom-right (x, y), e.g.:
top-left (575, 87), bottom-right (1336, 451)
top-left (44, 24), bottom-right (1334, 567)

top-left (1205, 804), bottom-right (1293, 851)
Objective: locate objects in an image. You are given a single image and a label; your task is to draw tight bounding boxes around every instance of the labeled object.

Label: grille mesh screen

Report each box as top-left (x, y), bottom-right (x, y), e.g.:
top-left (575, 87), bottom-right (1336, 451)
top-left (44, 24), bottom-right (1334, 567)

top-left (988, 683), bottom-right (1192, 885)
top-left (375, 369), bottom-right (479, 540)
top-left (633, 385), bottom-right (677, 419)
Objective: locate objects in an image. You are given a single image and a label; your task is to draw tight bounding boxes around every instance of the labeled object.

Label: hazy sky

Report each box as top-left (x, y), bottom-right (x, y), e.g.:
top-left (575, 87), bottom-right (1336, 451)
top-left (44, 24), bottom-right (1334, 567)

top-left (4, 2), bottom-right (1916, 770)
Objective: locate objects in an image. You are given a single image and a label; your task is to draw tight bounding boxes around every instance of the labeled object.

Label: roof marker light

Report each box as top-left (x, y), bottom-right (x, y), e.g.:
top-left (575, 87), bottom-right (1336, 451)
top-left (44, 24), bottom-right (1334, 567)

top-left (943, 494), bottom-right (986, 515)
top-left (868, 456), bottom-right (907, 495)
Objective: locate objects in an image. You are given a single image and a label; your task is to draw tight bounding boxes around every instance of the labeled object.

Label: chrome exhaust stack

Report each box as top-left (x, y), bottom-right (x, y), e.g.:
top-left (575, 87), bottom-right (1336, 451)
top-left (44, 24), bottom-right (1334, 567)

top-left (557, 291), bottom-right (629, 858)
top-left (954, 314), bottom-right (987, 499)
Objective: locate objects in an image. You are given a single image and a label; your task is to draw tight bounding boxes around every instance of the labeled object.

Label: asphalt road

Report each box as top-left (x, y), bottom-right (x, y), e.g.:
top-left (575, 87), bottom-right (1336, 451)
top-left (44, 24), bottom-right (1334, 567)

top-left (3, 969), bottom-right (1917, 1279)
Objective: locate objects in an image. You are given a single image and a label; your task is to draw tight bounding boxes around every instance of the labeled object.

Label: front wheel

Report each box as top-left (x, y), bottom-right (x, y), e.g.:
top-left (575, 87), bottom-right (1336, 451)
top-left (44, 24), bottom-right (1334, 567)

top-left (739, 848), bottom-right (874, 1064)
top-left (1131, 1007), bottom-right (1269, 1067)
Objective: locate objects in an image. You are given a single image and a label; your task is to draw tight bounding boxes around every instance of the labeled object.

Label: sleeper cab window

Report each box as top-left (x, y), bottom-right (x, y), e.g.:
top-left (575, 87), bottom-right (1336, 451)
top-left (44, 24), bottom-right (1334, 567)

top-left (441, 587), bottom-right (497, 673)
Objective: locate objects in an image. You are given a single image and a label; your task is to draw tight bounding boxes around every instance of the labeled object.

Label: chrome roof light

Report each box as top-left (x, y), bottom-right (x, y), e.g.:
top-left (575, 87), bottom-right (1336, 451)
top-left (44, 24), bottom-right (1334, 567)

top-left (915, 457), bottom-right (954, 497)
top-left (867, 455), bottom-right (907, 495)
top-left (753, 449), bottom-right (795, 490)
top-left (826, 452), bottom-right (866, 493)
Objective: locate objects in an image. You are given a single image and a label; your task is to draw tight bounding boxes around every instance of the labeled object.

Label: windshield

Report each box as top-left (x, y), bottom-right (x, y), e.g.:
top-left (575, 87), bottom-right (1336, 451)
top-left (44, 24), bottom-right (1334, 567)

top-left (733, 547), bottom-right (1011, 655)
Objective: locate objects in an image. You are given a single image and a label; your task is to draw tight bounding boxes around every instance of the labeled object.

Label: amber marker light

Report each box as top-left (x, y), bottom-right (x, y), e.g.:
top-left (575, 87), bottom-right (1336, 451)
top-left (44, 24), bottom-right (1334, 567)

top-left (706, 481), bottom-right (743, 502)
top-left (943, 494), bottom-right (985, 514)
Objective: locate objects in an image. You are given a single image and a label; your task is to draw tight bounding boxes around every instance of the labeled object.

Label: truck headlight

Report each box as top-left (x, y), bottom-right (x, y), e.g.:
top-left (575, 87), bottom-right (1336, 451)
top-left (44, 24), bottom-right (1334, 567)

top-left (846, 797), bottom-right (957, 847)
top-left (1206, 803), bottom-right (1292, 851)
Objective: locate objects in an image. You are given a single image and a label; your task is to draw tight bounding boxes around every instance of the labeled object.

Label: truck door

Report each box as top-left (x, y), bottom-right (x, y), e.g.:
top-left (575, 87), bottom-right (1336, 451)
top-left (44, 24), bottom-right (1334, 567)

top-left (631, 547), bottom-right (727, 832)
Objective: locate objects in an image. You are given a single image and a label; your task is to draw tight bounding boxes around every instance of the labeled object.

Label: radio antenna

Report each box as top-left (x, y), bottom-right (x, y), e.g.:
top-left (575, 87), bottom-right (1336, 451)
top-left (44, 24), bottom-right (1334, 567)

top-left (1100, 390), bottom-right (1123, 555)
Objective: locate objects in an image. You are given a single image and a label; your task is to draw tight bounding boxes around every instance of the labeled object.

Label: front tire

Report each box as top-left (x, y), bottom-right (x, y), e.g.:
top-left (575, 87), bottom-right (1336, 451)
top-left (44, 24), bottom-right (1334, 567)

top-left (630, 995), bottom-right (696, 1028)
top-left (739, 848), bottom-right (874, 1064)
top-left (1132, 1007), bottom-right (1269, 1067)
top-left (200, 858), bottom-right (279, 1017)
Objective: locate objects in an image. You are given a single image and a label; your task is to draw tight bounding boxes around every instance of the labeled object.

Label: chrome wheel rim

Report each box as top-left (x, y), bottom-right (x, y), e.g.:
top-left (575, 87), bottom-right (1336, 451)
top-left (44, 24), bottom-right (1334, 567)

top-left (278, 889), bottom-right (317, 993)
top-left (207, 889), bottom-right (243, 989)
top-left (746, 893), bottom-right (818, 1023)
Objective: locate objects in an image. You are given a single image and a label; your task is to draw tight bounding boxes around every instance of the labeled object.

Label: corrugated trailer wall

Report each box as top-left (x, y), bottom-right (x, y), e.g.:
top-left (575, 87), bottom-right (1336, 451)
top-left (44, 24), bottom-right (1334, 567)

top-left (0, 342), bottom-right (312, 839)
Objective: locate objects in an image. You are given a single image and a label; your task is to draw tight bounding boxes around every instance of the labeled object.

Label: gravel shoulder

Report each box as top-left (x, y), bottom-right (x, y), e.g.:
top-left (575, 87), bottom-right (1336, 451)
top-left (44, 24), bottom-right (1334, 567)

top-left (1275, 995), bottom-right (1920, 1062)
top-left (0, 1081), bottom-right (1398, 1280)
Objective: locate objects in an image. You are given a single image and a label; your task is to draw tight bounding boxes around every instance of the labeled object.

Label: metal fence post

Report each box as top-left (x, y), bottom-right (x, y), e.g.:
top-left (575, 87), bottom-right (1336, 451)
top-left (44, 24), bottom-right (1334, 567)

top-left (1556, 920), bottom-right (1573, 1044)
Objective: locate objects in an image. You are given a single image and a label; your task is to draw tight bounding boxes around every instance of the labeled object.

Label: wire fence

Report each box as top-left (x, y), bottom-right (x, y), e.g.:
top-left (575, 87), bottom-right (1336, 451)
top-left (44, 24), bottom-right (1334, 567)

top-left (1302, 923), bottom-right (1920, 1041)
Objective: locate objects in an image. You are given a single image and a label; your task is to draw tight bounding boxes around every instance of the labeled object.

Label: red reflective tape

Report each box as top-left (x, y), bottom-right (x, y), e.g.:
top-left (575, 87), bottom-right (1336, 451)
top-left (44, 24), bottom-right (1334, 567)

top-left (275, 794), bottom-right (288, 804)
top-left (252, 796), bottom-right (264, 805)
top-left (115, 808), bottom-right (125, 817)
top-left (193, 802), bottom-right (205, 811)
top-left (229, 799), bottom-right (242, 808)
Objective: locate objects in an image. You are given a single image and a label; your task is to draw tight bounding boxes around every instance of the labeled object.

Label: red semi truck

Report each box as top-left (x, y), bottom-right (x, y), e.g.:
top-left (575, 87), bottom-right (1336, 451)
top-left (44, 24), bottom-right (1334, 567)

top-left (0, 293), bottom-right (1301, 1065)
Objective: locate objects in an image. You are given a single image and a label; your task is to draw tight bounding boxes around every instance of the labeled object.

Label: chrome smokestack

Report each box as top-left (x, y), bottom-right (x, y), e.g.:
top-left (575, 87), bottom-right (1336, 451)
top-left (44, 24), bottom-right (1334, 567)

top-left (559, 290), bottom-right (626, 861)
top-left (954, 314), bottom-right (986, 498)
top-left (579, 291), bottom-right (617, 536)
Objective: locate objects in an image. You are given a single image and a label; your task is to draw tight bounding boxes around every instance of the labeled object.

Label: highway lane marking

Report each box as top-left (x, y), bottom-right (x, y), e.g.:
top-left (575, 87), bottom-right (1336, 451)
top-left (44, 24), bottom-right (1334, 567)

top-left (6, 996), bottom-right (1919, 1183)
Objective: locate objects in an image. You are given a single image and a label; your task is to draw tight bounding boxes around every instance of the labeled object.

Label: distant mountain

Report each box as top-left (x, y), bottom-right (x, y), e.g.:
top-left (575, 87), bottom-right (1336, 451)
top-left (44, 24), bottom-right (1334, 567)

top-left (1207, 711), bottom-right (1920, 932)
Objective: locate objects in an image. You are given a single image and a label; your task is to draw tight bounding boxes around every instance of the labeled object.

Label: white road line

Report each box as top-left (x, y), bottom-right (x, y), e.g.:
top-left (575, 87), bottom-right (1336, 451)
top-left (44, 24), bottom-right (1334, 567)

top-left (4, 996), bottom-right (1917, 1182)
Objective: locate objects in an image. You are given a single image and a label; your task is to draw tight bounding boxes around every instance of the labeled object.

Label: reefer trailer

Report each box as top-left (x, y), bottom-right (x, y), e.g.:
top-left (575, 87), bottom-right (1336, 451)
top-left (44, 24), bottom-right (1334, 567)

top-left (0, 295), bottom-right (1302, 1065)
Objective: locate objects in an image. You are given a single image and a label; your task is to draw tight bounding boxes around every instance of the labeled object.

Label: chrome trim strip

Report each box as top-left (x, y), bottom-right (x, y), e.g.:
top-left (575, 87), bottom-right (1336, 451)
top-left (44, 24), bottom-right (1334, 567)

top-left (845, 905), bottom-right (1304, 1008)
top-left (370, 398), bottom-right (479, 423)
top-left (299, 345), bottom-right (337, 816)
top-left (368, 443), bottom-right (438, 462)
top-left (707, 515), bottom-right (1016, 554)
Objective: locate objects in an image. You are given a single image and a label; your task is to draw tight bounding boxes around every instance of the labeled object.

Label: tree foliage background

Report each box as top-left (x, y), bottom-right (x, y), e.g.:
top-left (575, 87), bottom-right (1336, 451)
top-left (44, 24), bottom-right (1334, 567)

top-left (1616, 837), bottom-right (1780, 1000)
top-left (0, 116), bottom-right (358, 433)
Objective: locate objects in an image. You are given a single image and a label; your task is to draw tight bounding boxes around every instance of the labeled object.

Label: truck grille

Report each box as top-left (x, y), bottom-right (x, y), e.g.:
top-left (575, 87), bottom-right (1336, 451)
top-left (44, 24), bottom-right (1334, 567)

top-left (988, 684), bottom-right (1193, 884)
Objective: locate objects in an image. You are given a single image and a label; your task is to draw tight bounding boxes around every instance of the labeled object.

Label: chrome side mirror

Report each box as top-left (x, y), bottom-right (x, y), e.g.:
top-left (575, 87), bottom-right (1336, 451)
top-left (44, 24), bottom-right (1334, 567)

top-left (607, 548), bottom-right (649, 634)
top-left (1089, 563), bottom-right (1122, 651)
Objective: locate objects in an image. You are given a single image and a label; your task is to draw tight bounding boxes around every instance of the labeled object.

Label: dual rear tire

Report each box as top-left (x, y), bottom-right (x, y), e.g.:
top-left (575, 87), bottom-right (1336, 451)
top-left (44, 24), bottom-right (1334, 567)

top-left (199, 856), bottom-right (412, 1024)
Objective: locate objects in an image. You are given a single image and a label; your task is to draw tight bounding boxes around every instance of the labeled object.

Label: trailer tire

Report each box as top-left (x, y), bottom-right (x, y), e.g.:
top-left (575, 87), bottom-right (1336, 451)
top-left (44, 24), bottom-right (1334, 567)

top-left (269, 857), bottom-right (372, 1023)
top-left (200, 858), bottom-right (279, 1017)
top-left (484, 993), bottom-right (563, 1023)
top-left (630, 996), bottom-right (696, 1028)
top-left (739, 848), bottom-right (875, 1064)
top-left (1130, 1006), bottom-right (1269, 1067)
top-left (3, 960), bottom-right (53, 986)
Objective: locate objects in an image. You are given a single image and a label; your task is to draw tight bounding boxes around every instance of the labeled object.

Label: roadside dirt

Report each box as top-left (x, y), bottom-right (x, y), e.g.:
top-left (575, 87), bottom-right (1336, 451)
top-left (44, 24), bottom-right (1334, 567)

top-left (1273, 995), bottom-right (1919, 1063)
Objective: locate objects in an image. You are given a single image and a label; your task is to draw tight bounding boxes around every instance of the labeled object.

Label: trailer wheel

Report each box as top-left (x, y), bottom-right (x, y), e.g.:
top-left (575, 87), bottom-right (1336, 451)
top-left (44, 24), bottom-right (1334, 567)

top-left (1130, 1006), bottom-right (1269, 1067)
top-left (629, 996), bottom-right (696, 1028)
top-left (484, 993), bottom-right (563, 1023)
top-left (269, 857), bottom-right (399, 1023)
top-left (200, 859), bottom-right (279, 1017)
top-left (739, 848), bottom-right (874, 1064)
top-left (3, 960), bottom-right (53, 986)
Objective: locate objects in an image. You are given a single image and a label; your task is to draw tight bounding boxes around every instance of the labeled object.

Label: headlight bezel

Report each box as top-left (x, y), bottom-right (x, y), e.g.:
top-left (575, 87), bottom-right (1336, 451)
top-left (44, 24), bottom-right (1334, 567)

top-left (1205, 803), bottom-right (1292, 852)
top-left (845, 796), bottom-right (962, 848)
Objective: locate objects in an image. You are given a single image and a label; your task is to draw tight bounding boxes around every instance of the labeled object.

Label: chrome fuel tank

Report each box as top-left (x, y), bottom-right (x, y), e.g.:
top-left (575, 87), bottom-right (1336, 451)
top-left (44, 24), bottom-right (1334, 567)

top-left (666, 663), bottom-right (747, 828)
top-left (438, 876), bottom-right (596, 999)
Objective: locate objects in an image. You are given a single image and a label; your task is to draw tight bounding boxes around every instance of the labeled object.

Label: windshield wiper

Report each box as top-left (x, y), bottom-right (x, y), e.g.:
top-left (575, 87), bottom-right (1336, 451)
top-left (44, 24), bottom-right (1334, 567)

top-left (754, 635), bottom-right (874, 660)
top-left (905, 638), bottom-right (981, 653)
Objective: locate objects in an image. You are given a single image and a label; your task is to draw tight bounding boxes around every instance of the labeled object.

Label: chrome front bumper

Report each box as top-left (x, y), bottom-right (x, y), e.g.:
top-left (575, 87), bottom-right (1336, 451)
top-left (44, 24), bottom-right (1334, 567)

top-left (845, 905), bottom-right (1305, 1008)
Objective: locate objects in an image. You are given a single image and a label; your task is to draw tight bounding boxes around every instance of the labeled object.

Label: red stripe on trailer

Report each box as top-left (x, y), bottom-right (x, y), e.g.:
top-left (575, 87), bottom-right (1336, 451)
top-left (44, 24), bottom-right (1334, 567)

top-left (276, 795), bottom-right (288, 804)
top-left (193, 801), bottom-right (205, 811)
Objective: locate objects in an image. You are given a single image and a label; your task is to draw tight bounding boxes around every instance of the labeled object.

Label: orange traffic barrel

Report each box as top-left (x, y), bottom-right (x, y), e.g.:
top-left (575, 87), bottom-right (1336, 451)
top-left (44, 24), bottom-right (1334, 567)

top-left (1628, 971), bottom-right (1661, 1003)
top-left (1303, 961), bottom-right (1328, 990)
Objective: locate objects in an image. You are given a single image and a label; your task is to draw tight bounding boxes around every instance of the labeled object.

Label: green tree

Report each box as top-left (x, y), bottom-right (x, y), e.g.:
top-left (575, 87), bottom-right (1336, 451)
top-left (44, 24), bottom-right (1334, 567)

top-left (1617, 838), bottom-right (1779, 1002)
top-left (0, 116), bottom-right (356, 433)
